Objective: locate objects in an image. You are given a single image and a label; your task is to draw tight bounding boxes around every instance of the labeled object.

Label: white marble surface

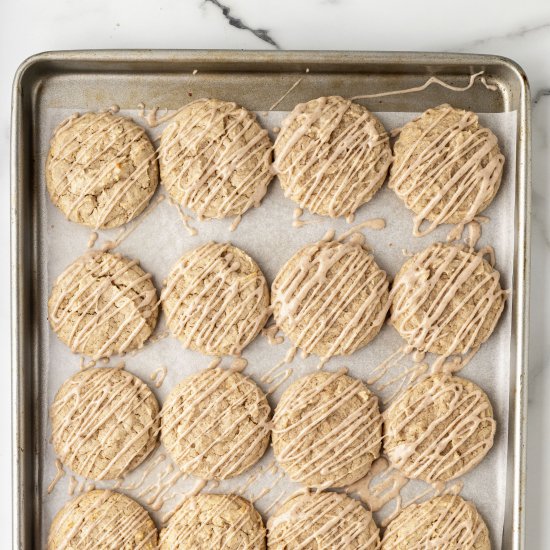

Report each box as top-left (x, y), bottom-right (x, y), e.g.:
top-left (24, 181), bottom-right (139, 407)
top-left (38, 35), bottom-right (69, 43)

top-left (1, 0), bottom-right (549, 546)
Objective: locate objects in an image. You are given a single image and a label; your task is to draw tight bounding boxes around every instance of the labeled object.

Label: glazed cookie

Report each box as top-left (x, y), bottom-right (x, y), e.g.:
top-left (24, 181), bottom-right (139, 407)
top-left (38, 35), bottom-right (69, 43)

top-left (48, 251), bottom-right (159, 359)
top-left (46, 111), bottom-right (158, 229)
top-left (162, 242), bottom-right (270, 356)
top-left (160, 494), bottom-right (266, 549)
top-left (274, 96), bottom-right (392, 218)
top-left (272, 370), bottom-right (382, 487)
top-left (160, 367), bottom-right (271, 479)
top-left (389, 104), bottom-right (504, 236)
top-left (384, 373), bottom-right (495, 483)
top-left (159, 98), bottom-right (273, 220)
top-left (267, 491), bottom-right (379, 549)
top-left (390, 243), bottom-right (506, 357)
top-left (48, 489), bottom-right (158, 549)
top-left (51, 367), bottom-right (160, 480)
top-left (271, 237), bottom-right (390, 360)
top-left (381, 494), bottom-right (490, 549)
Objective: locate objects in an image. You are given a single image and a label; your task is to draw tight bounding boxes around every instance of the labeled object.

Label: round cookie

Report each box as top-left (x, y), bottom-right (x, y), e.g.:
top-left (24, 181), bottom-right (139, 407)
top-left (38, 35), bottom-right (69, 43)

top-left (267, 491), bottom-right (379, 549)
top-left (272, 370), bottom-right (382, 488)
top-left (274, 95), bottom-right (392, 218)
top-left (48, 251), bottom-right (159, 359)
top-left (271, 237), bottom-right (390, 360)
top-left (390, 242), bottom-right (506, 357)
top-left (48, 489), bottom-right (157, 549)
top-left (159, 98), bottom-right (273, 220)
top-left (160, 494), bottom-right (265, 549)
top-left (381, 494), bottom-right (490, 549)
top-left (51, 367), bottom-right (160, 480)
top-left (46, 111), bottom-right (159, 229)
top-left (389, 104), bottom-right (504, 236)
top-left (160, 367), bottom-right (271, 479)
top-left (162, 242), bottom-right (270, 356)
top-left (384, 373), bottom-right (495, 483)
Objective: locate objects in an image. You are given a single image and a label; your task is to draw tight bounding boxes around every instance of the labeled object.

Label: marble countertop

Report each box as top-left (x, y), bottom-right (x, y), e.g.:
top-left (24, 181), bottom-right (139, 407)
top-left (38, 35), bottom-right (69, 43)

top-left (1, 0), bottom-right (549, 546)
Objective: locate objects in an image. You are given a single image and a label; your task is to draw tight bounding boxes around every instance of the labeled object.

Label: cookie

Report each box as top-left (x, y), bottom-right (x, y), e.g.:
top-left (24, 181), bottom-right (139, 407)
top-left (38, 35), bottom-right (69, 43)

top-left (48, 489), bottom-right (157, 549)
top-left (48, 251), bottom-right (159, 359)
top-left (271, 237), bottom-right (390, 360)
top-left (160, 494), bottom-right (266, 549)
top-left (390, 243), bottom-right (506, 357)
top-left (274, 96), bottom-right (391, 218)
top-left (381, 494), bottom-right (490, 549)
top-left (46, 112), bottom-right (158, 229)
top-left (159, 98), bottom-right (273, 220)
top-left (384, 373), bottom-right (495, 483)
top-left (51, 367), bottom-right (160, 480)
top-left (389, 104), bottom-right (504, 236)
top-left (267, 491), bottom-right (379, 549)
top-left (160, 367), bottom-right (270, 479)
top-left (162, 242), bottom-right (270, 356)
top-left (272, 370), bottom-right (382, 488)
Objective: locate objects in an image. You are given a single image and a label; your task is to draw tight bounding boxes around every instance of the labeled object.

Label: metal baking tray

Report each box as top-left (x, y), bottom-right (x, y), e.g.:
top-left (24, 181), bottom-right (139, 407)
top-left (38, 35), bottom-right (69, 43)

top-left (11, 50), bottom-right (530, 549)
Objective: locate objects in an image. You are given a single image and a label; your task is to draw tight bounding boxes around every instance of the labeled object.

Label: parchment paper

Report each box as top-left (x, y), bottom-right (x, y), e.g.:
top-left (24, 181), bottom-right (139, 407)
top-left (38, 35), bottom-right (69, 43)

top-left (38, 107), bottom-right (517, 547)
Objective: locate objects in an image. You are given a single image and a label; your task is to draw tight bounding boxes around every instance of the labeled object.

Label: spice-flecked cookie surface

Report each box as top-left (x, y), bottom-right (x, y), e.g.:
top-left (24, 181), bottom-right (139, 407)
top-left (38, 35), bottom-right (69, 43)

top-left (48, 489), bottom-right (158, 549)
top-left (159, 98), bottom-right (274, 220)
top-left (272, 370), bottom-right (382, 488)
top-left (384, 373), bottom-right (495, 483)
top-left (48, 251), bottom-right (159, 359)
top-left (162, 242), bottom-right (270, 356)
top-left (381, 494), bottom-right (490, 549)
top-left (46, 112), bottom-right (159, 229)
top-left (161, 367), bottom-right (271, 479)
top-left (389, 104), bottom-right (504, 236)
top-left (274, 96), bottom-right (391, 218)
top-left (160, 494), bottom-right (266, 549)
top-left (390, 242), bottom-right (506, 357)
top-left (51, 367), bottom-right (160, 480)
top-left (267, 491), bottom-right (379, 549)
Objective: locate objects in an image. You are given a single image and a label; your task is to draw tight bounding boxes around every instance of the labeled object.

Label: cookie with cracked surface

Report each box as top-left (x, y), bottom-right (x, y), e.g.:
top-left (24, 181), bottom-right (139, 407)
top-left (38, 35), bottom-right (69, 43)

top-left (159, 98), bottom-right (274, 220)
top-left (160, 367), bottom-right (271, 479)
top-left (51, 367), bottom-right (160, 480)
top-left (267, 491), bottom-right (379, 549)
top-left (48, 251), bottom-right (159, 359)
top-left (272, 370), bottom-right (382, 488)
top-left (46, 112), bottom-right (159, 229)
top-left (384, 373), bottom-right (495, 483)
top-left (389, 104), bottom-right (504, 236)
top-left (271, 237), bottom-right (390, 360)
top-left (390, 242), bottom-right (506, 357)
top-left (160, 494), bottom-right (266, 549)
top-left (381, 494), bottom-right (490, 549)
top-left (48, 489), bottom-right (158, 549)
top-left (274, 95), bottom-right (392, 218)
top-left (162, 242), bottom-right (270, 356)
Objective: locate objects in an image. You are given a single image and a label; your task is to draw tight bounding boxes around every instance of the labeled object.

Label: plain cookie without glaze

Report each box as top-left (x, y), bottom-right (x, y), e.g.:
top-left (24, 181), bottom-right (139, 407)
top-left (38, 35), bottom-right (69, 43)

top-left (46, 112), bottom-right (159, 229)
top-left (267, 491), bottom-right (379, 550)
top-left (381, 494), bottom-right (490, 549)
top-left (390, 242), bottom-right (506, 356)
top-left (384, 373), bottom-right (495, 483)
top-left (274, 95), bottom-right (392, 218)
top-left (161, 367), bottom-right (271, 479)
top-left (162, 242), bottom-right (270, 356)
top-left (159, 98), bottom-right (274, 220)
top-left (272, 371), bottom-right (382, 488)
top-left (160, 494), bottom-right (266, 549)
top-left (51, 367), bottom-right (160, 480)
top-left (48, 251), bottom-right (159, 359)
top-left (271, 238), bottom-right (390, 359)
top-left (48, 489), bottom-right (158, 549)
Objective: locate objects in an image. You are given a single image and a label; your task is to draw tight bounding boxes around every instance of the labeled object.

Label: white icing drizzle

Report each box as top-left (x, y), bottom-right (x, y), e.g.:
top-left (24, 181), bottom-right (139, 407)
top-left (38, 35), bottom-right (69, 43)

top-left (47, 459), bottom-right (66, 494)
top-left (150, 365), bottom-right (168, 388)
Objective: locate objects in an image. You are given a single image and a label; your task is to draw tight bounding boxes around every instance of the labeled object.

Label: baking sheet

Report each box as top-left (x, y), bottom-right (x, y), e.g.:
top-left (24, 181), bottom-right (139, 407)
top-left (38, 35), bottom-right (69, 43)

top-left (38, 105), bottom-right (517, 547)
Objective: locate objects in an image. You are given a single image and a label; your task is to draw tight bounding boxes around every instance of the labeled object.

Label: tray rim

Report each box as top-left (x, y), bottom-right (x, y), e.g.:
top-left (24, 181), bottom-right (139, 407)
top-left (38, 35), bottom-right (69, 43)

top-left (10, 49), bottom-right (531, 549)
